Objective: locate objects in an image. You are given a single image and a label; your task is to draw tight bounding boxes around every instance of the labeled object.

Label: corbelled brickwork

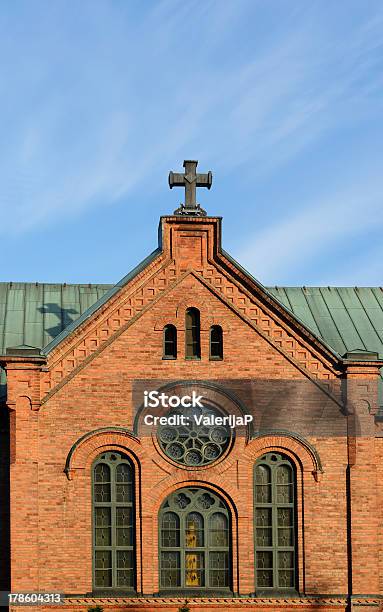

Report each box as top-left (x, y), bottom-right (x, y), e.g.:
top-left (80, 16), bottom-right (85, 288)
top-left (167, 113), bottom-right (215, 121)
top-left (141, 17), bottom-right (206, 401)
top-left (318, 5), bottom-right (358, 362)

top-left (2, 215), bottom-right (383, 612)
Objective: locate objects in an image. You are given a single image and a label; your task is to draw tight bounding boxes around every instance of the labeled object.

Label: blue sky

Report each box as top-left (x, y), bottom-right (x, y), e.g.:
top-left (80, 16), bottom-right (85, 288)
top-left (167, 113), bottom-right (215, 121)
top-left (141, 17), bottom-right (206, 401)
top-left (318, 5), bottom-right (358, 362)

top-left (1, 0), bottom-right (382, 286)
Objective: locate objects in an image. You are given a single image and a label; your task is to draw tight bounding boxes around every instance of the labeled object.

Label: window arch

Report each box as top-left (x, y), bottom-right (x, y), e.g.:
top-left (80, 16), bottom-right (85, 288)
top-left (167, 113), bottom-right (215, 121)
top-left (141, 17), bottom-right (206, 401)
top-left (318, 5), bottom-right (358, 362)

top-left (159, 488), bottom-right (231, 591)
top-left (93, 451), bottom-right (135, 591)
top-left (163, 324), bottom-right (177, 359)
top-left (254, 452), bottom-right (297, 592)
top-left (185, 308), bottom-right (201, 359)
top-left (210, 325), bottom-right (223, 360)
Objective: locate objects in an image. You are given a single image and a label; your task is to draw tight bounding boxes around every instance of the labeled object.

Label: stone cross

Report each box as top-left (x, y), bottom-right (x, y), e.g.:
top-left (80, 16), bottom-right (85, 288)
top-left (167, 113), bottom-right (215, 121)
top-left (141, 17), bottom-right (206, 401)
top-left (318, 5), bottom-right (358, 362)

top-left (169, 160), bottom-right (212, 216)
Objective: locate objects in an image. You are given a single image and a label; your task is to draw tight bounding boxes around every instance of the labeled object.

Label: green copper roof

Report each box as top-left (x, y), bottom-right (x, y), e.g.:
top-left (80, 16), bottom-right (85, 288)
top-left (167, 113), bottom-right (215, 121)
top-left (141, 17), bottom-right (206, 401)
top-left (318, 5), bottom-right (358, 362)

top-left (1, 283), bottom-right (383, 357)
top-left (268, 286), bottom-right (383, 358)
top-left (1, 278), bottom-right (382, 410)
top-left (1, 281), bottom-right (383, 404)
top-left (0, 283), bottom-right (112, 353)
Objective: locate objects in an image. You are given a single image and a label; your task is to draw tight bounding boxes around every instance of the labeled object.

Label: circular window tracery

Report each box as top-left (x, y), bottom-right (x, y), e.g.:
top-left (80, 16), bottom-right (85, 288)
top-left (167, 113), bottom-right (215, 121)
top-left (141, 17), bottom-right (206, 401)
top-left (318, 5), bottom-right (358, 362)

top-left (157, 404), bottom-right (232, 467)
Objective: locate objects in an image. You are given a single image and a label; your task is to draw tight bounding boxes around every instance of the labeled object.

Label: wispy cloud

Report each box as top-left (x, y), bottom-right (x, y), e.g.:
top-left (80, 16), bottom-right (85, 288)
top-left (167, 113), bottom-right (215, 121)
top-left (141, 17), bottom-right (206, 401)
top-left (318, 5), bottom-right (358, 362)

top-left (0, 0), bottom-right (383, 285)
top-left (237, 168), bottom-right (383, 285)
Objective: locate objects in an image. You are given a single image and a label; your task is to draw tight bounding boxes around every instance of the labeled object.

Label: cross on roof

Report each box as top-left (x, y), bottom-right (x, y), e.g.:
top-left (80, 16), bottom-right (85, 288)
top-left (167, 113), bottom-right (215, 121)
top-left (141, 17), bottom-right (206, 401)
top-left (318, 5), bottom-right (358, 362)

top-left (168, 160), bottom-right (212, 216)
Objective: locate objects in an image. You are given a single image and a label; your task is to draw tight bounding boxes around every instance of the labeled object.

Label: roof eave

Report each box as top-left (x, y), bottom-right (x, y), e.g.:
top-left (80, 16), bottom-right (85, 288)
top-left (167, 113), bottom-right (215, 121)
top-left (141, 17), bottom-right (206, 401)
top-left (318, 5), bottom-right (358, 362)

top-left (43, 248), bottom-right (162, 354)
top-left (220, 248), bottom-right (343, 363)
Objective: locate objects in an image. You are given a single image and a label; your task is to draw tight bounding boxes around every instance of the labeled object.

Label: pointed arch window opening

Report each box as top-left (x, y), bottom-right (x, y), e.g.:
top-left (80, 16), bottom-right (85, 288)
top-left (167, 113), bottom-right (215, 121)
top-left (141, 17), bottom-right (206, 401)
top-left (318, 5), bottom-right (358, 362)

top-left (92, 451), bottom-right (136, 592)
top-left (185, 308), bottom-right (201, 360)
top-left (163, 324), bottom-right (177, 359)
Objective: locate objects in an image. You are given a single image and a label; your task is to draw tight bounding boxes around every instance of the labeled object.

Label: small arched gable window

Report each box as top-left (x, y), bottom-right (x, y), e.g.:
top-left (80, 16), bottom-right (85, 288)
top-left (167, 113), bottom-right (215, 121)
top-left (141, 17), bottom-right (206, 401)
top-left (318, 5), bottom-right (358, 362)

top-left (185, 308), bottom-right (201, 359)
top-left (163, 324), bottom-right (177, 359)
top-left (210, 325), bottom-right (223, 360)
top-left (93, 451), bottom-right (135, 591)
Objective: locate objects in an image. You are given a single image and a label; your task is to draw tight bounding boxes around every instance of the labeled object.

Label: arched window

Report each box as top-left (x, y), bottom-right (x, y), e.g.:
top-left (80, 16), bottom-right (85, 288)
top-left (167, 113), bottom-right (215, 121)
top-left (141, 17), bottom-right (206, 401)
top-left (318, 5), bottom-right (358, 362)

top-left (93, 452), bottom-right (135, 591)
top-left (254, 453), bottom-right (297, 592)
top-left (210, 325), bottom-right (223, 360)
top-left (163, 324), bottom-right (177, 359)
top-left (159, 488), bottom-right (231, 591)
top-left (185, 308), bottom-right (201, 359)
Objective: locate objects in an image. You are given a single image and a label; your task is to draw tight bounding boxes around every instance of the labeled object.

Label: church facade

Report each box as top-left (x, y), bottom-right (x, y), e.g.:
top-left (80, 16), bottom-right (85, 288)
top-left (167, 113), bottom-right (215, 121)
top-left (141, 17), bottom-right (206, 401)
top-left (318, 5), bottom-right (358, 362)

top-left (1, 161), bottom-right (383, 612)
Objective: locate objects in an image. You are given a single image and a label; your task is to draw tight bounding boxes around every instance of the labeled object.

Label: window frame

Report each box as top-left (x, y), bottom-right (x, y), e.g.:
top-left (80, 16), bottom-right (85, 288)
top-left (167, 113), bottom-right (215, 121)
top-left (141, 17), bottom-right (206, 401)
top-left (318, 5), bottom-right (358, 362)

top-left (157, 402), bottom-right (232, 467)
top-left (92, 451), bottom-right (136, 593)
top-left (209, 325), bottom-right (223, 360)
top-left (158, 488), bottom-right (232, 594)
top-left (185, 308), bottom-right (201, 360)
top-left (253, 452), bottom-right (298, 595)
top-left (163, 324), bottom-right (177, 360)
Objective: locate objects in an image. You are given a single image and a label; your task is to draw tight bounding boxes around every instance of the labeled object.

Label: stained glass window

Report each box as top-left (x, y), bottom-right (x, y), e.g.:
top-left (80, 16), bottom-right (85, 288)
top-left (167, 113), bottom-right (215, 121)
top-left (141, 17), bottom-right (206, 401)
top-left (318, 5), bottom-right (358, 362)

top-left (93, 452), bottom-right (135, 591)
top-left (157, 404), bottom-right (231, 467)
top-left (161, 512), bottom-right (180, 548)
top-left (209, 513), bottom-right (228, 547)
top-left (254, 453), bottom-right (296, 591)
top-left (159, 488), bottom-right (231, 591)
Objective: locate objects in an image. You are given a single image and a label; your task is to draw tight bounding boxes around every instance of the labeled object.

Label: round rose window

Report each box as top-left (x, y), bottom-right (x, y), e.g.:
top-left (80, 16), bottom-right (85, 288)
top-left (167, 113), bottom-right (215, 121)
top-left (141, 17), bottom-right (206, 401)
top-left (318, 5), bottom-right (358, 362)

top-left (157, 404), bottom-right (232, 466)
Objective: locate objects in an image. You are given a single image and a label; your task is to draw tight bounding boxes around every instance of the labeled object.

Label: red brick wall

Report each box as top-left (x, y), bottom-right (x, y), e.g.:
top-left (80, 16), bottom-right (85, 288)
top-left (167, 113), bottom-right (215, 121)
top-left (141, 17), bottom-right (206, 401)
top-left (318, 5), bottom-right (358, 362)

top-left (4, 216), bottom-right (382, 611)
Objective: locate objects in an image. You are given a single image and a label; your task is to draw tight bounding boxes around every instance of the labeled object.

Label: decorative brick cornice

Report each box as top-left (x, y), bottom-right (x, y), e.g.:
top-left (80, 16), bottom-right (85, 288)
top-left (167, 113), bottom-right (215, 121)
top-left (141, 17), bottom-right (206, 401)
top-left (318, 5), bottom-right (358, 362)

top-left (41, 269), bottom-right (344, 409)
top-left (59, 594), bottom-right (363, 607)
top-left (41, 262), bottom-right (181, 402)
top-left (39, 215), bottom-right (350, 405)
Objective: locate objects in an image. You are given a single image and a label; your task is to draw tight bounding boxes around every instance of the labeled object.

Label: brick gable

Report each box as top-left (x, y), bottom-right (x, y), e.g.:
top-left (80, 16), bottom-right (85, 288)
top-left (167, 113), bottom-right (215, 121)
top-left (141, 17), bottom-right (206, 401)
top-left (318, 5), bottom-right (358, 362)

top-left (41, 216), bottom-right (341, 405)
top-left (2, 213), bottom-right (383, 612)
